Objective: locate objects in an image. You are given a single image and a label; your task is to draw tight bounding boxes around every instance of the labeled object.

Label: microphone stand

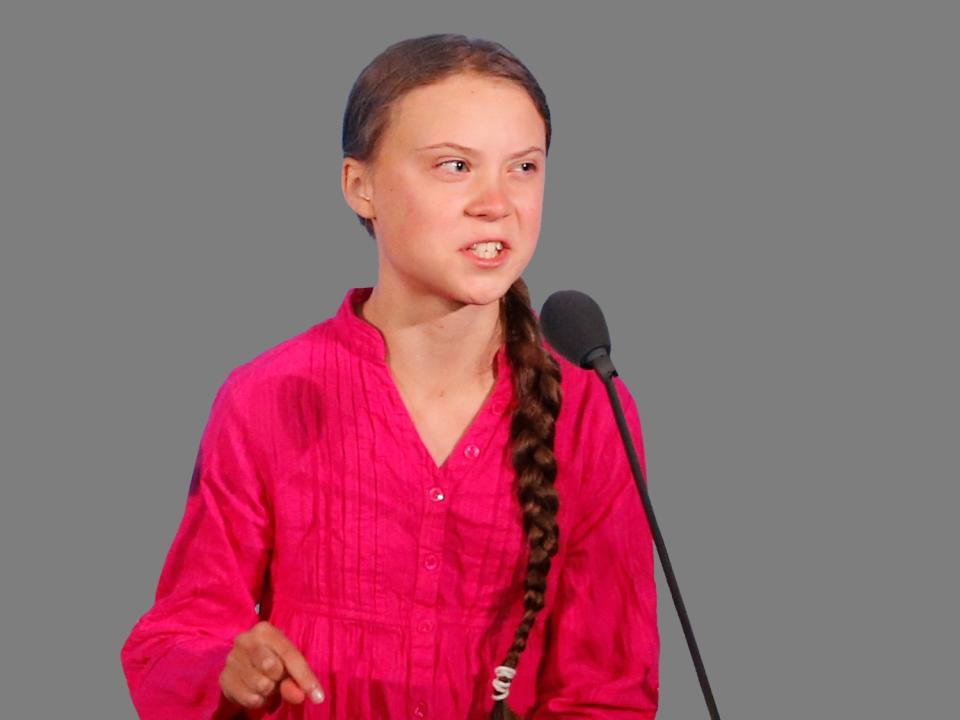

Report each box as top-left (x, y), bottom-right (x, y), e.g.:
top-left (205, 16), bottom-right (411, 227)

top-left (586, 348), bottom-right (722, 720)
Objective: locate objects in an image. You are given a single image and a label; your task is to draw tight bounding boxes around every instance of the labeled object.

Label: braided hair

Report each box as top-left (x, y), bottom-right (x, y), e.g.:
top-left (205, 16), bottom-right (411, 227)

top-left (342, 34), bottom-right (561, 718)
top-left (491, 277), bottom-right (562, 719)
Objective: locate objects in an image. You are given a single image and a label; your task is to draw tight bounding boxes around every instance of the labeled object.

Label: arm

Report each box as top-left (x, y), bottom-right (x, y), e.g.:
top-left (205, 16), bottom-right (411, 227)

top-left (121, 371), bottom-right (274, 720)
top-left (532, 376), bottom-right (660, 718)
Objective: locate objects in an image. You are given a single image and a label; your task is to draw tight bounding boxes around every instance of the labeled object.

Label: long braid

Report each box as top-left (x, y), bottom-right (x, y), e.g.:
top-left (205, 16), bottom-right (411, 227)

top-left (490, 278), bottom-right (563, 720)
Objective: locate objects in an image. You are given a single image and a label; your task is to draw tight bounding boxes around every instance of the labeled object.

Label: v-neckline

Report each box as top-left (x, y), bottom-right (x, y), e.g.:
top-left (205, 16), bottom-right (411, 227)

top-left (384, 345), bottom-right (511, 473)
top-left (339, 287), bottom-right (513, 473)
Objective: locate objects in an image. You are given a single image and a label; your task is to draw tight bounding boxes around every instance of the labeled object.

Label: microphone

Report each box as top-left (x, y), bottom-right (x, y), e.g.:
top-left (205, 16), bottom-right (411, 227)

top-left (539, 290), bottom-right (722, 720)
top-left (539, 290), bottom-right (617, 378)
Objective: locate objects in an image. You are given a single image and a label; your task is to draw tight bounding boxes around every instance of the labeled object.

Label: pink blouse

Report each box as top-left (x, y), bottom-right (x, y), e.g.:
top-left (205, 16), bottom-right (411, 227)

top-left (121, 287), bottom-right (659, 719)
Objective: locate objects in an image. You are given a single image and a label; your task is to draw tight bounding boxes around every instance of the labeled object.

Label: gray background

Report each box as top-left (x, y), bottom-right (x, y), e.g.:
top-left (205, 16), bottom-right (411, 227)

top-left (1, 1), bottom-right (956, 718)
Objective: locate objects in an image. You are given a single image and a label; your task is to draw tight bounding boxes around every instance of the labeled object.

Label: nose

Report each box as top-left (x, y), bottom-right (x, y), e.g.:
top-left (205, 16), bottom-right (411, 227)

top-left (465, 173), bottom-right (511, 221)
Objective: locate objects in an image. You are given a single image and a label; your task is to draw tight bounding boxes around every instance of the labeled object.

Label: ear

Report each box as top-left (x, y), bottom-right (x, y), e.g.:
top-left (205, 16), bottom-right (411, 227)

top-left (341, 157), bottom-right (376, 219)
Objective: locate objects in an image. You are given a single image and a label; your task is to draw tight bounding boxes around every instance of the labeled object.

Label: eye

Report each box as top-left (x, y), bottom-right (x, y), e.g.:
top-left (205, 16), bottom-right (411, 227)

top-left (517, 161), bottom-right (539, 174)
top-left (438, 159), bottom-right (469, 173)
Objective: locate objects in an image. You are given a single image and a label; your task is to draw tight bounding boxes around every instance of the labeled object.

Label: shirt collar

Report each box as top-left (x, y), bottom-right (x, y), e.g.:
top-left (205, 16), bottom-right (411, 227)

top-left (331, 287), bottom-right (387, 364)
top-left (331, 287), bottom-right (511, 385)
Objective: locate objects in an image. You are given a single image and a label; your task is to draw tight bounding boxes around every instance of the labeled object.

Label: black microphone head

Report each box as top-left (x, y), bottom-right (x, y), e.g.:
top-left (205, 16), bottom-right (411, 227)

top-left (539, 290), bottom-right (612, 369)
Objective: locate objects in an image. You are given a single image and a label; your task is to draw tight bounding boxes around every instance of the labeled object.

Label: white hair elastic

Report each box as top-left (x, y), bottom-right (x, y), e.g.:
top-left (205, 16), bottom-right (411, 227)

top-left (491, 664), bottom-right (517, 701)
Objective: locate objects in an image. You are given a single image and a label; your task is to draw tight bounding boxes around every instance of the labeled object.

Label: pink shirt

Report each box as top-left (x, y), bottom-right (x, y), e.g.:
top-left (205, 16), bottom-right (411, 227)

top-left (121, 287), bottom-right (659, 719)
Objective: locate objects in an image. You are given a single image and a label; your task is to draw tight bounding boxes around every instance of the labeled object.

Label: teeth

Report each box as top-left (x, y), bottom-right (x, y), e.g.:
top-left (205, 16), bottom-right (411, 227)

top-left (469, 241), bottom-right (503, 259)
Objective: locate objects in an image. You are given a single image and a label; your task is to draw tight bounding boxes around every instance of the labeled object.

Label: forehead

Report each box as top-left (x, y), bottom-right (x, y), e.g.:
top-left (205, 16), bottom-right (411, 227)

top-left (383, 73), bottom-right (544, 151)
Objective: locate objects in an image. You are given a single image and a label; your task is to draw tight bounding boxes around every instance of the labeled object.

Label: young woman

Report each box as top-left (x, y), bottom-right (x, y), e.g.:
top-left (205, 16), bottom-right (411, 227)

top-left (121, 34), bottom-right (660, 719)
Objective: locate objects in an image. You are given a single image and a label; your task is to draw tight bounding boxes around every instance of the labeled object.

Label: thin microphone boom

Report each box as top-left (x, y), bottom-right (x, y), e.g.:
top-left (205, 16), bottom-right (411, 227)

top-left (540, 290), bottom-right (721, 720)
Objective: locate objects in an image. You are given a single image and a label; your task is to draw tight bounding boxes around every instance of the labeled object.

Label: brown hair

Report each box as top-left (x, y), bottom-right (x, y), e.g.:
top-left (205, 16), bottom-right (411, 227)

top-left (342, 34), bottom-right (561, 719)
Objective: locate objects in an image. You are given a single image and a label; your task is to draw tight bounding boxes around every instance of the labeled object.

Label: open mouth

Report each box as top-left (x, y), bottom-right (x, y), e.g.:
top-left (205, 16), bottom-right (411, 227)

top-left (466, 240), bottom-right (504, 259)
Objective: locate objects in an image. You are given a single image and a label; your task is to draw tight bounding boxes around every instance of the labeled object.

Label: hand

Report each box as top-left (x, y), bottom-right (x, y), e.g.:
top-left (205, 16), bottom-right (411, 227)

top-left (218, 621), bottom-right (326, 712)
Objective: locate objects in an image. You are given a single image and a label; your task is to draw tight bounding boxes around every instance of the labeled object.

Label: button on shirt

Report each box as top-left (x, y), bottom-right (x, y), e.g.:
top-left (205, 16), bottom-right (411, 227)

top-left (120, 287), bottom-right (660, 719)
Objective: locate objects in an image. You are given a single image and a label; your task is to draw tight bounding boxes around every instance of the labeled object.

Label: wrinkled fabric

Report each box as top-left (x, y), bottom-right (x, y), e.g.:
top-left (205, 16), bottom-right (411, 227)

top-left (121, 287), bottom-right (659, 719)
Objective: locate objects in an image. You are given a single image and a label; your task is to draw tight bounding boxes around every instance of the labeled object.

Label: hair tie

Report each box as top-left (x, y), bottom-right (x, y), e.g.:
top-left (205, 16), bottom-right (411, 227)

top-left (491, 664), bottom-right (517, 701)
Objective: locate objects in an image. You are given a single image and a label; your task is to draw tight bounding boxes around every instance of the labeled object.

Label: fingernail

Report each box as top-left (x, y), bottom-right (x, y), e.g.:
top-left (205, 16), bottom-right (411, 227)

top-left (262, 657), bottom-right (275, 671)
top-left (311, 687), bottom-right (325, 703)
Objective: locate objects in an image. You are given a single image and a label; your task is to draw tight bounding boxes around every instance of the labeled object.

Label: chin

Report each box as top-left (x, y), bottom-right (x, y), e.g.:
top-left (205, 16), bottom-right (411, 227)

top-left (453, 291), bottom-right (501, 308)
top-left (456, 280), bottom-right (517, 307)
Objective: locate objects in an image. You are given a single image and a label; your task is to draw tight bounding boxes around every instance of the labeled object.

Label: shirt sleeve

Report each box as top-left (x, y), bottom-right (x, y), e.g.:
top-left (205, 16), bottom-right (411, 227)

top-left (121, 370), bottom-right (275, 720)
top-left (532, 375), bottom-right (660, 718)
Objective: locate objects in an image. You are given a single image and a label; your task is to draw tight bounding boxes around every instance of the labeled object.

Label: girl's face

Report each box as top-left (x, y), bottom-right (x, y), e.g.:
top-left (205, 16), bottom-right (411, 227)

top-left (344, 72), bottom-right (547, 309)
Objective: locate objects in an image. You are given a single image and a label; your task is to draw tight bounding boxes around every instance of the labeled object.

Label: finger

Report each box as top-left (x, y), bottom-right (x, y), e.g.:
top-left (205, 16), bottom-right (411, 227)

top-left (220, 659), bottom-right (268, 710)
top-left (228, 644), bottom-right (276, 699)
top-left (250, 643), bottom-right (285, 683)
top-left (222, 684), bottom-right (266, 711)
top-left (279, 675), bottom-right (307, 705)
top-left (237, 660), bottom-right (276, 700)
top-left (265, 630), bottom-right (325, 704)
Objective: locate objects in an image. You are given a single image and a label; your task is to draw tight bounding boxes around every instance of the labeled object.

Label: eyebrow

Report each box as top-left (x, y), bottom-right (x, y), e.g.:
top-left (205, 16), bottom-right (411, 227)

top-left (417, 142), bottom-right (545, 158)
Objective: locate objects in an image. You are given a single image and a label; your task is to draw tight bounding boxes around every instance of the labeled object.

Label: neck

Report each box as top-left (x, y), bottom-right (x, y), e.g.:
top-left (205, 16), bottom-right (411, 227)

top-left (359, 283), bottom-right (503, 393)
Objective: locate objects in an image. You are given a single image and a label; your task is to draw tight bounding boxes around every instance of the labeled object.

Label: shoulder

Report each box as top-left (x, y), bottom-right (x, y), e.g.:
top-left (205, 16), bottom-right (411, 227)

top-left (216, 316), bottom-right (338, 409)
top-left (545, 339), bottom-right (646, 489)
top-left (545, 340), bottom-right (640, 435)
top-left (543, 343), bottom-right (649, 546)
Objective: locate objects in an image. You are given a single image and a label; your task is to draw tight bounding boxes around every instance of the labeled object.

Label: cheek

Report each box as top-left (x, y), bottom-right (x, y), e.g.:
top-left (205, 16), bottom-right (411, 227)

top-left (377, 189), bottom-right (451, 263)
top-left (376, 190), bottom-right (420, 245)
top-left (523, 194), bottom-right (543, 218)
top-left (518, 194), bottom-right (544, 232)
top-left (517, 181), bottom-right (545, 214)
top-left (390, 183), bottom-right (449, 234)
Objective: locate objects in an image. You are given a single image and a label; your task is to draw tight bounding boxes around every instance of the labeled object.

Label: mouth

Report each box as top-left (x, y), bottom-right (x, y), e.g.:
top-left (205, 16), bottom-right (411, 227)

top-left (461, 238), bottom-right (510, 260)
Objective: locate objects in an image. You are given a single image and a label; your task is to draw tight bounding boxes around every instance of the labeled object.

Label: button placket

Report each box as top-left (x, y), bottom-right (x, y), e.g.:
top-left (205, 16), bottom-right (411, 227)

top-left (412, 469), bottom-right (446, 674)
